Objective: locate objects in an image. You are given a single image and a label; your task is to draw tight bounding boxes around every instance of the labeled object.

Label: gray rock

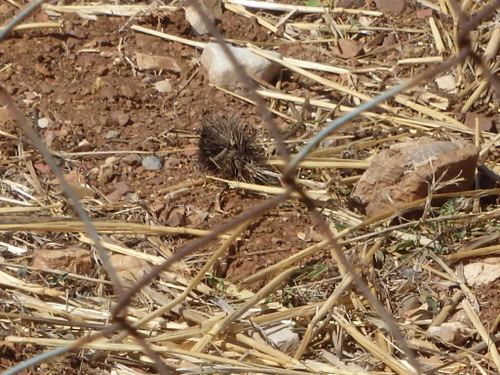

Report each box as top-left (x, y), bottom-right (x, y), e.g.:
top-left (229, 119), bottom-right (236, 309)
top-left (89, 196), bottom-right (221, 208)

top-left (124, 192), bottom-right (140, 203)
top-left (264, 323), bottom-right (299, 354)
top-left (142, 156), bottom-right (163, 171)
top-left (105, 130), bottom-right (120, 139)
top-left (201, 43), bottom-right (282, 90)
top-left (351, 138), bottom-right (479, 217)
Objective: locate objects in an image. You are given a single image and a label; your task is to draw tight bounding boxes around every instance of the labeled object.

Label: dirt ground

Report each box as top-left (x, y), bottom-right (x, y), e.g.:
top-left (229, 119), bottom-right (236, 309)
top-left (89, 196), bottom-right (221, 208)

top-left (0, 7), bottom-right (322, 282)
top-left (0, 0), bottom-right (499, 374)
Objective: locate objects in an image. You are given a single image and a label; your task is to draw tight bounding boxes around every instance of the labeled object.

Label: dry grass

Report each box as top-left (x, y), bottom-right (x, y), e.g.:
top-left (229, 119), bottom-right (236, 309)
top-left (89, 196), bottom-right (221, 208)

top-left (1, 0), bottom-right (499, 374)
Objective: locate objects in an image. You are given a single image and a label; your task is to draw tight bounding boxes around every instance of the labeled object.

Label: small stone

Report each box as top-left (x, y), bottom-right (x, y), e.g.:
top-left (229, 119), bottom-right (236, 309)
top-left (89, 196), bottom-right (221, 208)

top-left (382, 34), bottom-right (397, 48)
top-left (40, 82), bottom-right (54, 94)
top-left (463, 258), bottom-right (500, 287)
top-left (25, 91), bottom-right (38, 100)
top-left (332, 39), bottom-right (363, 59)
top-left (435, 75), bottom-right (456, 91)
top-left (165, 207), bottom-right (185, 227)
top-left (111, 110), bottom-right (130, 126)
top-left (374, 0), bottom-right (406, 16)
top-left (122, 154), bottom-right (142, 166)
top-left (120, 83), bottom-right (136, 99)
top-left (464, 112), bottom-right (494, 132)
top-left (34, 162), bottom-right (51, 174)
top-left (105, 130), bottom-right (120, 139)
top-left (201, 43), bottom-right (282, 90)
top-left (107, 181), bottom-right (131, 203)
top-left (142, 75), bottom-right (155, 84)
top-left (38, 117), bottom-right (51, 129)
top-left (154, 79), bottom-right (173, 93)
top-left (262, 323), bottom-right (299, 354)
top-left (72, 139), bottom-right (94, 152)
top-left (135, 52), bottom-right (181, 73)
top-left (427, 322), bottom-right (474, 346)
top-left (100, 86), bottom-right (119, 101)
top-left (96, 66), bottom-right (109, 76)
top-left (142, 156), bottom-right (163, 171)
top-left (124, 192), bottom-right (140, 203)
top-left (416, 8), bottom-right (433, 18)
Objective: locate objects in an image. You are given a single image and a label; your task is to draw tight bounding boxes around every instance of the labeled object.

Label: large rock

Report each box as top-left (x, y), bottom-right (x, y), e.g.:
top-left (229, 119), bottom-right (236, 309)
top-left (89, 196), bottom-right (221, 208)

top-left (351, 138), bottom-right (479, 217)
top-left (201, 43), bottom-right (282, 90)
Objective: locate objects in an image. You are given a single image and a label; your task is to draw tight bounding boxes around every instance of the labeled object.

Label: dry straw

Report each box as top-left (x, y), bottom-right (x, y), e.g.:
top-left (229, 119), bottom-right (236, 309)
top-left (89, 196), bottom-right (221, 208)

top-left (1, 0), bottom-right (500, 374)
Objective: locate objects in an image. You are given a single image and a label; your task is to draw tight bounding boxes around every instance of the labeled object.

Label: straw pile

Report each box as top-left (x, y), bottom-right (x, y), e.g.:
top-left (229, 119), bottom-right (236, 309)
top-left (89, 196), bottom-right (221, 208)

top-left (0, 0), bottom-right (499, 374)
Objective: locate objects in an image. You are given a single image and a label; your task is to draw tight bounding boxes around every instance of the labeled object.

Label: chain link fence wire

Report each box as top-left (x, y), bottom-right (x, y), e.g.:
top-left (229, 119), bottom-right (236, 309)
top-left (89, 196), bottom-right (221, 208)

top-left (1, 0), bottom-right (499, 374)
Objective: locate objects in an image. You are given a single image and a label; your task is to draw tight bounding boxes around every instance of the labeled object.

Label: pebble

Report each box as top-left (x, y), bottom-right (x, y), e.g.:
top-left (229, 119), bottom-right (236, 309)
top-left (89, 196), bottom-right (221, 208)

top-left (105, 130), bottom-right (120, 139)
top-left (154, 79), bottom-right (172, 93)
top-left (124, 192), bottom-right (140, 203)
top-left (120, 83), bottom-right (136, 99)
top-left (142, 156), bottom-right (163, 171)
top-left (122, 154), bottom-right (142, 166)
top-left (38, 117), bottom-right (51, 129)
top-left (111, 110), bottom-right (130, 126)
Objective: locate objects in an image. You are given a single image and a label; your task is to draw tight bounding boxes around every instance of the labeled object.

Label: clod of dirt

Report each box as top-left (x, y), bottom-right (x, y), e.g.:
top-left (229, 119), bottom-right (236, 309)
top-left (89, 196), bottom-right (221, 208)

top-left (197, 116), bottom-right (271, 183)
top-left (338, 0), bottom-right (364, 8)
top-left (142, 156), bottom-right (163, 171)
top-left (166, 207), bottom-right (186, 227)
top-left (464, 112), bottom-right (495, 132)
top-left (111, 110), bottom-right (130, 126)
top-left (122, 154), bottom-right (142, 166)
top-left (120, 83), bottom-right (138, 99)
top-left (109, 254), bottom-right (150, 287)
top-left (351, 138), bottom-right (479, 217)
top-left (416, 8), bottom-right (434, 18)
top-left (332, 39), bottom-right (363, 59)
top-left (107, 181), bottom-right (132, 203)
top-left (201, 43), bottom-right (282, 90)
top-left (373, 0), bottom-right (406, 16)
